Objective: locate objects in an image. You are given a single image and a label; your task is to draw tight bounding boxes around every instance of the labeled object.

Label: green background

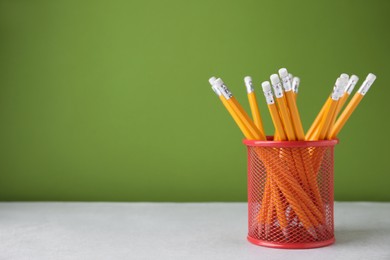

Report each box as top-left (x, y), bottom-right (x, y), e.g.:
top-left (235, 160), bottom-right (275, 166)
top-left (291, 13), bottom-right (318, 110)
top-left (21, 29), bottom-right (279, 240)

top-left (0, 0), bottom-right (389, 202)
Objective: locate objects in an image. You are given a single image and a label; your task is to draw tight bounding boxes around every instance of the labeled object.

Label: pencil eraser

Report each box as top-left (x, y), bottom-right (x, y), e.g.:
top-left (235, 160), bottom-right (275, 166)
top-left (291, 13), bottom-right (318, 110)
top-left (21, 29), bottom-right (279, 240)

top-left (341, 77), bottom-right (349, 89)
top-left (209, 77), bottom-right (217, 86)
top-left (340, 73), bottom-right (349, 80)
top-left (278, 68), bottom-right (288, 78)
top-left (345, 75), bottom-right (359, 94)
top-left (270, 74), bottom-right (280, 85)
top-left (335, 78), bottom-right (343, 88)
top-left (244, 76), bottom-right (252, 86)
top-left (367, 73), bottom-right (376, 82)
top-left (213, 78), bottom-right (224, 87)
top-left (261, 81), bottom-right (271, 92)
top-left (350, 75), bottom-right (359, 82)
top-left (211, 85), bottom-right (221, 96)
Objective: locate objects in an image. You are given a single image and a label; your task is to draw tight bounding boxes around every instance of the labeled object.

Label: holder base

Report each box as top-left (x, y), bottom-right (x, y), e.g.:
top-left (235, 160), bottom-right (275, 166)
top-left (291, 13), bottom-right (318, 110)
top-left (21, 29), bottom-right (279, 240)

top-left (247, 236), bottom-right (335, 249)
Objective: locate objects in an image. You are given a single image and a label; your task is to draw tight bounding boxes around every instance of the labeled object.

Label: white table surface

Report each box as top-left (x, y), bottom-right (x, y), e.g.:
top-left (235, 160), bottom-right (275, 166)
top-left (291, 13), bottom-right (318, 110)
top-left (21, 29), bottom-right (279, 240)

top-left (0, 202), bottom-right (389, 260)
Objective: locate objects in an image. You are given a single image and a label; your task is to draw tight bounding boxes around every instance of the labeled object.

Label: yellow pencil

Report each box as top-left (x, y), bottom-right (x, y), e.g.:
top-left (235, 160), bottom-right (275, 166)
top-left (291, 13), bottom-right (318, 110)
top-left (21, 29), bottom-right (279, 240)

top-left (305, 98), bottom-right (332, 140)
top-left (336, 75), bottom-right (359, 116)
top-left (244, 76), bottom-right (266, 138)
top-left (279, 69), bottom-right (305, 140)
top-left (306, 73), bottom-right (349, 140)
top-left (309, 78), bottom-right (344, 140)
top-left (329, 73), bottom-right (376, 139)
top-left (209, 78), bottom-right (254, 140)
top-left (213, 78), bottom-right (266, 141)
top-left (261, 81), bottom-right (287, 140)
top-left (322, 74), bottom-right (349, 138)
top-left (327, 75), bottom-right (359, 138)
top-left (292, 77), bottom-right (300, 101)
top-left (270, 74), bottom-right (296, 141)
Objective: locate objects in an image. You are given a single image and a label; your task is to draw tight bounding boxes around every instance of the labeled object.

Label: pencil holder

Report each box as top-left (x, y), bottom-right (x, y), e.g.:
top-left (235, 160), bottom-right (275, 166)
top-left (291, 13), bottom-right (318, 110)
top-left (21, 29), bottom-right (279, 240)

top-left (244, 137), bottom-right (338, 249)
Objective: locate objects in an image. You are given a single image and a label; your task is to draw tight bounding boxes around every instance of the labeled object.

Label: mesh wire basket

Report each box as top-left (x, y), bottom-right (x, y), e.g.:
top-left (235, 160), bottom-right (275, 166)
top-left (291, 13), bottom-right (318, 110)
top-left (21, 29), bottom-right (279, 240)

top-left (244, 137), bottom-right (338, 249)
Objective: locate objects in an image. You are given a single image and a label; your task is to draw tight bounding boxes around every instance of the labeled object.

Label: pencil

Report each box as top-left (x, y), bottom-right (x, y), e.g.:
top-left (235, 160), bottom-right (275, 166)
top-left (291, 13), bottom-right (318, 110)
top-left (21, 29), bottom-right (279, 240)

top-left (244, 76), bottom-right (266, 138)
top-left (329, 73), bottom-right (376, 139)
top-left (213, 78), bottom-right (266, 140)
top-left (327, 75), bottom-right (359, 139)
top-left (308, 78), bottom-right (344, 141)
top-left (261, 81), bottom-right (287, 140)
top-left (322, 74), bottom-right (350, 139)
top-left (270, 74), bottom-right (296, 141)
top-left (209, 77), bottom-right (254, 139)
top-left (335, 75), bottom-right (359, 117)
top-left (306, 73), bottom-right (349, 140)
top-left (271, 178), bottom-right (288, 237)
top-left (305, 98), bottom-right (332, 140)
top-left (292, 77), bottom-right (300, 100)
top-left (279, 69), bottom-right (305, 140)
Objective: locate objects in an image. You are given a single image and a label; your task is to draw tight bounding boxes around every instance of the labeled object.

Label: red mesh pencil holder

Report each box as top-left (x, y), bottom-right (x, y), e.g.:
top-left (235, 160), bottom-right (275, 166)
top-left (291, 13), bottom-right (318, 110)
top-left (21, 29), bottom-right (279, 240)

top-left (244, 137), bottom-right (338, 249)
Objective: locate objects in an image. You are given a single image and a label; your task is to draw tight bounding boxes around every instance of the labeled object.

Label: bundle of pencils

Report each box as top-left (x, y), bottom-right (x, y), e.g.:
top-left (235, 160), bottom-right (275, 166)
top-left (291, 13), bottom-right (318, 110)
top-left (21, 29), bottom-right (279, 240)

top-left (208, 69), bottom-right (376, 239)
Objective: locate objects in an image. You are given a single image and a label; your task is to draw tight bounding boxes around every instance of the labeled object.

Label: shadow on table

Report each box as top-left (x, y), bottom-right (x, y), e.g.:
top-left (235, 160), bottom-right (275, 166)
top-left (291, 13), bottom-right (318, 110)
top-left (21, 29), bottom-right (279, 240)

top-left (335, 226), bottom-right (390, 245)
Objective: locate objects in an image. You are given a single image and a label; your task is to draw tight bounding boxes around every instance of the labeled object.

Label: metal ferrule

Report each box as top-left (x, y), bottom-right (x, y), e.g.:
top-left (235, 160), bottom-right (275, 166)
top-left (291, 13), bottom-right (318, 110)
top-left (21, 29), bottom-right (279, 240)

top-left (281, 76), bottom-right (292, 92)
top-left (217, 84), bottom-right (233, 100)
top-left (288, 74), bottom-right (293, 84)
top-left (271, 82), bottom-right (284, 98)
top-left (331, 85), bottom-right (342, 101)
top-left (346, 80), bottom-right (358, 95)
top-left (263, 90), bottom-right (275, 104)
top-left (357, 80), bottom-right (373, 95)
top-left (346, 81), bottom-right (357, 95)
top-left (292, 81), bottom-right (298, 93)
top-left (246, 82), bottom-right (254, 94)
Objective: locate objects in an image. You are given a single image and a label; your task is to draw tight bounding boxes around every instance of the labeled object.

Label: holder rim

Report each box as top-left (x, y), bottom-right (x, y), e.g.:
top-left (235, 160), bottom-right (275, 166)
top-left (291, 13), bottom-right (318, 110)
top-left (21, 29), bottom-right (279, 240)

top-left (243, 136), bottom-right (339, 147)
